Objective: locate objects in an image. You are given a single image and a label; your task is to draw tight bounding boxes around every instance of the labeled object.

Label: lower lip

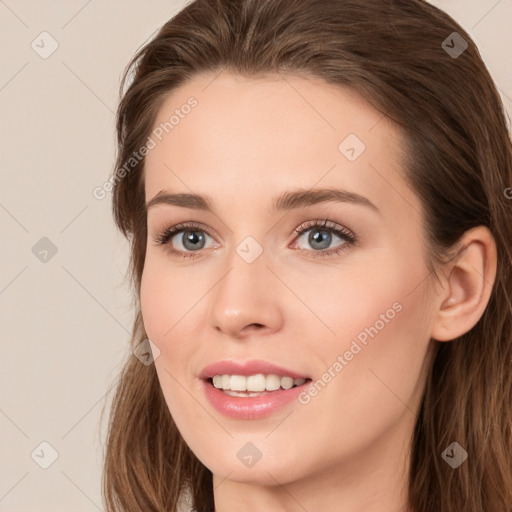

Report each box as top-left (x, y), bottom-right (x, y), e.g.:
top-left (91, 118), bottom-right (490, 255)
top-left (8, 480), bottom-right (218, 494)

top-left (202, 379), bottom-right (309, 420)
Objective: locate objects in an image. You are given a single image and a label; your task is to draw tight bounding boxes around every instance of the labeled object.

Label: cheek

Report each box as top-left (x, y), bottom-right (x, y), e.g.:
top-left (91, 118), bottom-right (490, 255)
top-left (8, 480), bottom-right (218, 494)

top-left (295, 276), bottom-right (433, 467)
top-left (293, 257), bottom-right (425, 357)
top-left (140, 263), bottom-right (167, 342)
top-left (319, 263), bottom-right (432, 418)
top-left (140, 254), bottom-right (204, 342)
top-left (307, 243), bottom-right (433, 401)
top-left (140, 263), bottom-right (206, 432)
top-left (329, 237), bottom-right (429, 344)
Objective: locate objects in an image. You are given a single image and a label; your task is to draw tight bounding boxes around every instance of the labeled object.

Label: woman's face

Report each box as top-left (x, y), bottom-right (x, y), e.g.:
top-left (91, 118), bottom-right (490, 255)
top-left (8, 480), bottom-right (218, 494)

top-left (141, 71), bottom-right (438, 488)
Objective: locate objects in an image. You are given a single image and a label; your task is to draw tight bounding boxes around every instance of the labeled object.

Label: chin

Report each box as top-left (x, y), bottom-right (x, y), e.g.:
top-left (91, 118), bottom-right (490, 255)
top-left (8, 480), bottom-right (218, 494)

top-left (196, 445), bottom-right (307, 486)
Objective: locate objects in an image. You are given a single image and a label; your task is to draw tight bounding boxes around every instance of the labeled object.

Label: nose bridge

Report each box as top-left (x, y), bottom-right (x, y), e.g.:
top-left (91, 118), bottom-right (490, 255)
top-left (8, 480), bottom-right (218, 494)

top-left (208, 241), bottom-right (284, 336)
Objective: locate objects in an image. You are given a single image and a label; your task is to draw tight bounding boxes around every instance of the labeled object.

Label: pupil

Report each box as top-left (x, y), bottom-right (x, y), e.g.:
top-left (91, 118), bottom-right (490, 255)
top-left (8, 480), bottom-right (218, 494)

top-left (310, 229), bottom-right (331, 249)
top-left (184, 231), bottom-right (205, 250)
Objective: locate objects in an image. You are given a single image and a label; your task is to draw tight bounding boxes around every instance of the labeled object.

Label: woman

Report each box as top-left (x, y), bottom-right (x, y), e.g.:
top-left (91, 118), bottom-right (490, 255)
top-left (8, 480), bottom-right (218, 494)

top-left (101, 0), bottom-right (512, 511)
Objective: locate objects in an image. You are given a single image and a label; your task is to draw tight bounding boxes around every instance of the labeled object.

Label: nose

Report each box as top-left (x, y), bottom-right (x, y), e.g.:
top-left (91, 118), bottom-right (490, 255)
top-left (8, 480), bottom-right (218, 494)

top-left (208, 251), bottom-right (285, 340)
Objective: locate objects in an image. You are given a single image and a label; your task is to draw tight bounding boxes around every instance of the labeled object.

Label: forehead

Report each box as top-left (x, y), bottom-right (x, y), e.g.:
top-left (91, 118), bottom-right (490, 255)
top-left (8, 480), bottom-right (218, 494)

top-left (143, 70), bottom-right (419, 219)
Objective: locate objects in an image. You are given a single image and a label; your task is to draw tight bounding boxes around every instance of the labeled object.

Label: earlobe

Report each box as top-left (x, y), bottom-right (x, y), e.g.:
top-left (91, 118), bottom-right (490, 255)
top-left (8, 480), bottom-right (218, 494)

top-left (430, 226), bottom-right (497, 342)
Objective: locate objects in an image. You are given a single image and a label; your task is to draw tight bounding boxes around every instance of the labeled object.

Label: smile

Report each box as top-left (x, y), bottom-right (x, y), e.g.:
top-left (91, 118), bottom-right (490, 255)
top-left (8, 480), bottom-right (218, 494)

top-left (211, 373), bottom-right (307, 395)
top-left (202, 375), bottom-right (312, 419)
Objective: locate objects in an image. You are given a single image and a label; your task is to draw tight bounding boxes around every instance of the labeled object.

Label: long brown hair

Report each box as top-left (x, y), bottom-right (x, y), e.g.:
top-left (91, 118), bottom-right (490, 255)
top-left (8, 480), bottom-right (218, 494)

top-left (101, 1), bottom-right (512, 510)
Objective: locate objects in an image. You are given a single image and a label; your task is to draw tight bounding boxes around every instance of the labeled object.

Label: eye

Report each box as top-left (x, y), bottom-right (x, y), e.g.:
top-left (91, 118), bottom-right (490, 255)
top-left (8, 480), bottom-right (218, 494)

top-left (152, 222), bottom-right (216, 259)
top-left (291, 219), bottom-right (357, 258)
top-left (152, 219), bottom-right (357, 259)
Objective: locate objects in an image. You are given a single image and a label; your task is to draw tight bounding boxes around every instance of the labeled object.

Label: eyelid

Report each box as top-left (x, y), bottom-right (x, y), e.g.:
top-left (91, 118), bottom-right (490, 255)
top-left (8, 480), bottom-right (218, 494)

top-left (152, 221), bottom-right (217, 246)
top-left (289, 219), bottom-right (357, 255)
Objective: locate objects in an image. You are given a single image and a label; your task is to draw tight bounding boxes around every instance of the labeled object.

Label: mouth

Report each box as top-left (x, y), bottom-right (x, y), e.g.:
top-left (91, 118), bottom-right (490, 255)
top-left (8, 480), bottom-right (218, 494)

top-left (198, 360), bottom-right (313, 418)
top-left (201, 373), bottom-right (312, 419)
top-left (204, 374), bottom-right (312, 397)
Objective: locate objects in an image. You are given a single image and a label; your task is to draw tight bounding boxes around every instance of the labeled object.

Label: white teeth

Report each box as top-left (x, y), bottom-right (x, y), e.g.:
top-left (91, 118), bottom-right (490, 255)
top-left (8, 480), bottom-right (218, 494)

top-left (266, 374), bottom-right (281, 391)
top-left (221, 374), bottom-right (231, 389)
top-left (230, 375), bottom-right (246, 391)
top-left (211, 373), bottom-right (307, 392)
top-left (247, 374), bottom-right (266, 392)
top-left (281, 376), bottom-right (294, 389)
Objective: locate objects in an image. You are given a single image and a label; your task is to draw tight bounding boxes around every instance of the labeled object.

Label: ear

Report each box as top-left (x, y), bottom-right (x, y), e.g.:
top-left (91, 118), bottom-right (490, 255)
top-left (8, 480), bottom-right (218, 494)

top-left (430, 226), bottom-right (497, 342)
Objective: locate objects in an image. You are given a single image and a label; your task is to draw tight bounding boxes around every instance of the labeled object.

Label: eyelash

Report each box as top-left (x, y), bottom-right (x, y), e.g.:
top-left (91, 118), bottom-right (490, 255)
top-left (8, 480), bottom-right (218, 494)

top-left (152, 219), bottom-right (358, 260)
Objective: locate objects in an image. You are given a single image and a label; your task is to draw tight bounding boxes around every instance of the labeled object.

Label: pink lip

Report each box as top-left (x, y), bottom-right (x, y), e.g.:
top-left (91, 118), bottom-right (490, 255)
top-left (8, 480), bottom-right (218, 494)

top-left (201, 380), bottom-right (310, 420)
top-left (198, 359), bottom-right (309, 380)
top-left (199, 359), bottom-right (311, 420)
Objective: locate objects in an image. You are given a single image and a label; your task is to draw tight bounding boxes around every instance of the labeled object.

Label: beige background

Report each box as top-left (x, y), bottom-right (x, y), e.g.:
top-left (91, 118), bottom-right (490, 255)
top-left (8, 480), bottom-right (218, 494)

top-left (1, 1), bottom-right (511, 510)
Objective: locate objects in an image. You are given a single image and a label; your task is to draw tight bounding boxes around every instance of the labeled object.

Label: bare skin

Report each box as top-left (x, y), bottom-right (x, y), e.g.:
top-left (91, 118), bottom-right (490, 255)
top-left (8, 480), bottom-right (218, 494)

top-left (140, 70), bottom-right (497, 512)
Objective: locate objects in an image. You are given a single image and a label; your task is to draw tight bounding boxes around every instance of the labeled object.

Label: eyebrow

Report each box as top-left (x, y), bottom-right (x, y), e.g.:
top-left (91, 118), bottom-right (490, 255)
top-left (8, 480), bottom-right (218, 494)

top-left (146, 187), bottom-right (379, 214)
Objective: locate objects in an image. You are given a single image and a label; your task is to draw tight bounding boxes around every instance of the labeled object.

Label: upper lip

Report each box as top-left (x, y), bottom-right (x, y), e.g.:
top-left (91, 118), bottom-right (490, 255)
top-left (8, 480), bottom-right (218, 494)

top-left (199, 359), bottom-right (310, 380)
